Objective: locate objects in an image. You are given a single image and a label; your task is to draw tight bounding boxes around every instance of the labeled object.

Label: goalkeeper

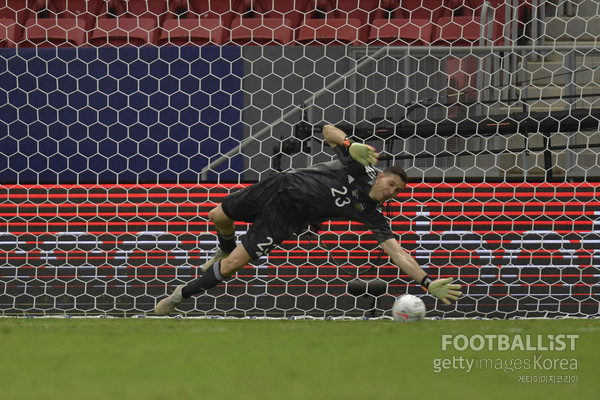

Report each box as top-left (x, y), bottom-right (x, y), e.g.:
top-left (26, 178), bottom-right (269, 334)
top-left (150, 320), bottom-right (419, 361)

top-left (155, 124), bottom-right (462, 315)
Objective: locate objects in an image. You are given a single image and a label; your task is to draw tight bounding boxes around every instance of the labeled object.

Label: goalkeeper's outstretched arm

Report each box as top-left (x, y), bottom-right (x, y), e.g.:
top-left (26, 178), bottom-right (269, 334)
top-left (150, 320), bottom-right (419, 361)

top-left (381, 238), bottom-right (462, 305)
top-left (322, 124), bottom-right (379, 166)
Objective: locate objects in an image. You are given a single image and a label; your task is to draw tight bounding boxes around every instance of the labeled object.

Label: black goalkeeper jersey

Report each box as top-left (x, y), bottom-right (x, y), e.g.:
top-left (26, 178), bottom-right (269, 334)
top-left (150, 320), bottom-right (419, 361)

top-left (280, 158), bottom-right (396, 244)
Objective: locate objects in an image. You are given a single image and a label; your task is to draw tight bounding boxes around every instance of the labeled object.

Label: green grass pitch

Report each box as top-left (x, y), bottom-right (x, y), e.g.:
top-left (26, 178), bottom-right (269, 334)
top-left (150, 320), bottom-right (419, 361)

top-left (1, 318), bottom-right (597, 399)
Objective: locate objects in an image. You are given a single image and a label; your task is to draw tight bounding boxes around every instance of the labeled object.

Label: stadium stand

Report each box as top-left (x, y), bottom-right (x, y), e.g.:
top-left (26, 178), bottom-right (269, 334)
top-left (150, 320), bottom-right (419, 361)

top-left (158, 0), bottom-right (232, 46)
top-left (0, 17), bottom-right (17, 47)
top-left (0, 0), bottom-right (540, 47)
top-left (229, 0), bottom-right (299, 45)
top-left (296, 0), bottom-right (373, 45)
top-left (88, 0), bottom-right (167, 47)
top-left (0, 0), bottom-right (31, 47)
top-left (21, 0), bottom-right (90, 47)
top-left (367, 0), bottom-right (450, 45)
top-left (431, 0), bottom-right (499, 45)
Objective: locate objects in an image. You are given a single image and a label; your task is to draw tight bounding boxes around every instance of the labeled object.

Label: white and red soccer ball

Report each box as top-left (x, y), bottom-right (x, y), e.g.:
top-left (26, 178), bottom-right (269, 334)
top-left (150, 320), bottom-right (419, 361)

top-left (391, 294), bottom-right (426, 322)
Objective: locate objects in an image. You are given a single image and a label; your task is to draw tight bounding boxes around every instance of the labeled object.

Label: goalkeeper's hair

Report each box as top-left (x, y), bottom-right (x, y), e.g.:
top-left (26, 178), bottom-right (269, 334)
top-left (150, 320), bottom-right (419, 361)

top-left (383, 165), bottom-right (408, 184)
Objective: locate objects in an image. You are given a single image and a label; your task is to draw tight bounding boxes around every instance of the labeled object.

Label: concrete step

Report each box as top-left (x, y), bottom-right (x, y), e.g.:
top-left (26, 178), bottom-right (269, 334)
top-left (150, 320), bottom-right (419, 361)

top-left (521, 84), bottom-right (600, 99)
top-left (510, 85), bottom-right (600, 112)
top-left (537, 40), bottom-right (600, 64)
top-left (572, 0), bottom-right (600, 17)
top-left (517, 59), bottom-right (600, 86)
top-left (496, 87), bottom-right (600, 113)
top-left (498, 116), bottom-right (600, 177)
top-left (543, 0), bottom-right (600, 18)
top-left (543, 15), bottom-right (600, 41)
top-left (498, 103), bottom-right (577, 113)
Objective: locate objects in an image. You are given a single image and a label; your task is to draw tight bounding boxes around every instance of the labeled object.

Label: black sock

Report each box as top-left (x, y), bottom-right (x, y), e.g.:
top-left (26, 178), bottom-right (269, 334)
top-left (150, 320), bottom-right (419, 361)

top-left (181, 261), bottom-right (225, 298)
top-left (218, 232), bottom-right (237, 253)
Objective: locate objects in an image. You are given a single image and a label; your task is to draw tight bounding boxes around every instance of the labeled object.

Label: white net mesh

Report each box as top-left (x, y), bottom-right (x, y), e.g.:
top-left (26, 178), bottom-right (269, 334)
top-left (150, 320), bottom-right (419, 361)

top-left (0, 0), bottom-right (599, 318)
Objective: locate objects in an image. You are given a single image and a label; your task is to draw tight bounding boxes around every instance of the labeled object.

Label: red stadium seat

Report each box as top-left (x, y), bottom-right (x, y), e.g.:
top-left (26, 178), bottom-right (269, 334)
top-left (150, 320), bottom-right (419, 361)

top-left (21, 0), bottom-right (90, 47)
top-left (0, 0), bottom-right (35, 46)
top-left (229, 0), bottom-right (299, 45)
top-left (431, 0), bottom-right (501, 45)
top-left (59, 0), bottom-right (98, 29)
top-left (0, 17), bottom-right (17, 47)
top-left (402, 0), bottom-right (452, 19)
top-left (159, 18), bottom-right (227, 46)
top-left (368, 0), bottom-right (434, 46)
top-left (89, 17), bottom-right (157, 47)
top-left (368, 17), bottom-right (434, 46)
top-left (431, 15), bottom-right (484, 45)
top-left (23, 17), bottom-right (87, 47)
top-left (88, 0), bottom-right (165, 46)
top-left (158, 0), bottom-right (232, 46)
top-left (296, 0), bottom-right (374, 45)
top-left (367, 0), bottom-right (452, 46)
top-left (0, 0), bottom-right (31, 24)
top-left (95, 0), bottom-right (167, 25)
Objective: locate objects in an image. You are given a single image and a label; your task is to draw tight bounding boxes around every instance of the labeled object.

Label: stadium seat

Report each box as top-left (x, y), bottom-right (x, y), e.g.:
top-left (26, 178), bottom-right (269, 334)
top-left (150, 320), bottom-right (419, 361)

top-left (0, 0), bottom-right (34, 46)
top-left (431, 0), bottom-right (500, 45)
top-left (229, 0), bottom-right (298, 45)
top-left (21, 0), bottom-right (90, 47)
top-left (159, 18), bottom-right (227, 46)
top-left (399, 0), bottom-right (453, 20)
top-left (296, 0), bottom-right (374, 45)
top-left (89, 18), bottom-right (157, 47)
top-left (60, 0), bottom-right (98, 29)
top-left (431, 16), bottom-right (484, 46)
top-left (0, 0), bottom-right (31, 25)
top-left (103, 0), bottom-right (167, 25)
top-left (88, 0), bottom-right (166, 46)
top-left (158, 0), bottom-right (232, 46)
top-left (23, 17), bottom-right (87, 47)
top-left (0, 17), bottom-right (17, 47)
top-left (367, 0), bottom-right (437, 46)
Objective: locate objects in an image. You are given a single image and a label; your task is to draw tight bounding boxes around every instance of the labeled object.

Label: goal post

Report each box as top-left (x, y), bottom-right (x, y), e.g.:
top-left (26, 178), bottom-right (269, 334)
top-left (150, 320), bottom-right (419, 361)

top-left (0, 0), bottom-right (599, 318)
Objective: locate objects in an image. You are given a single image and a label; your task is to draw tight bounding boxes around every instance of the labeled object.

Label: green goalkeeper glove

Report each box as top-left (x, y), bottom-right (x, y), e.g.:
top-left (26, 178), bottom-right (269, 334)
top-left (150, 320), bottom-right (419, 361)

top-left (426, 277), bottom-right (462, 305)
top-left (348, 143), bottom-right (379, 166)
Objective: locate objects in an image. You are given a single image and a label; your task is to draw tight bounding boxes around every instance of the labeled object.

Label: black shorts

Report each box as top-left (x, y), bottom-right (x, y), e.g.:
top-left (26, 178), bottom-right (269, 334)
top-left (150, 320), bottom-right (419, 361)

top-left (221, 174), bottom-right (304, 260)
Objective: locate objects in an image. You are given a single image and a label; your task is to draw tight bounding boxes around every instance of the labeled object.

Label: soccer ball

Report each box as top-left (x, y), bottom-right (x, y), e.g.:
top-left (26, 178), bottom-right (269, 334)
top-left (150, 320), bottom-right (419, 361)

top-left (391, 294), bottom-right (426, 322)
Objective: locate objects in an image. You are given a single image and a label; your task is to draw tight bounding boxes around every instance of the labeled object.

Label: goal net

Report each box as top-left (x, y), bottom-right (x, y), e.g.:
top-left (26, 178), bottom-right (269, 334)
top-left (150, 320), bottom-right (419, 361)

top-left (1, 0), bottom-right (599, 318)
